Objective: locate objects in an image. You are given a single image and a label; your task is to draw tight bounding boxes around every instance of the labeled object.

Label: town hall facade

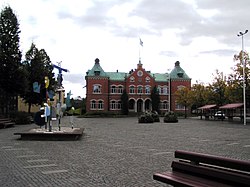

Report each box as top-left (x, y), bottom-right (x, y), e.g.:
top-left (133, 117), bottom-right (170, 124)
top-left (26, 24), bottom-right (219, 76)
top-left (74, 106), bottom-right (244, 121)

top-left (85, 58), bottom-right (191, 114)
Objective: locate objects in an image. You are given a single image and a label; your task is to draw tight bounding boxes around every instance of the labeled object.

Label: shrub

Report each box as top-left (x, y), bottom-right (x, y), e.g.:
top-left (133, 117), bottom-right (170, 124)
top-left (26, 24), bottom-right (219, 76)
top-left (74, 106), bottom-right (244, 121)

top-left (138, 111), bottom-right (154, 123)
top-left (9, 111), bottom-right (33, 124)
top-left (151, 110), bottom-right (160, 122)
top-left (164, 111), bottom-right (178, 123)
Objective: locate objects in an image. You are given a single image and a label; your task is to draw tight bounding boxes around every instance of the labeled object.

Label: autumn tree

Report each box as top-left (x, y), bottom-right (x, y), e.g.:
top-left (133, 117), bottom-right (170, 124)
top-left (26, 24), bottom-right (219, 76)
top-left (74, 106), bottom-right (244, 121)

top-left (175, 86), bottom-right (191, 118)
top-left (189, 81), bottom-right (207, 110)
top-left (207, 70), bottom-right (228, 106)
top-left (228, 51), bottom-right (250, 106)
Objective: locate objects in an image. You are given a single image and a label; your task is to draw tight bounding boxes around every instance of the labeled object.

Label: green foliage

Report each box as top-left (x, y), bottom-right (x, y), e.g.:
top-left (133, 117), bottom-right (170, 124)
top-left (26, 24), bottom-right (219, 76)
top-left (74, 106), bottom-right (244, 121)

top-left (22, 43), bottom-right (56, 113)
top-left (138, 111), bottom-right (154, 123)
top-left (150, 86), bottom-right (160, 113)
top-left (121, 89), bottom-right (129, 115)
top-left (175, 86), bottom-right (191, 118)
top-left (9, 111), bottom-right (33, 124)
top-left (0, 6), bottom-right (26, 115)
top-left (164, 111), bottom-right (178, 123)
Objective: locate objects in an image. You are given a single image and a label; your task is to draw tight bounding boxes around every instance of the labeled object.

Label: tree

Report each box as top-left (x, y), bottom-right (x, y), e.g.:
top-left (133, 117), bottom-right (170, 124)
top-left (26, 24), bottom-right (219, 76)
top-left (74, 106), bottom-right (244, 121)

top-left (229, 51), bottom-right (250, 106)
top-left (22, 43), bottom-right (56, 113)
top-left (0, 6), bottom-right (27, 115)
top-left (189, 81), bottom-right (207, 110)
top-left (151, 86), bottom-right (160, 113)
top-left (207, 70), bottom-right (228, 106)
top-left (121, 89), bottom-right (129, 115)
top-left (175, 86), bottom-right (191, 118)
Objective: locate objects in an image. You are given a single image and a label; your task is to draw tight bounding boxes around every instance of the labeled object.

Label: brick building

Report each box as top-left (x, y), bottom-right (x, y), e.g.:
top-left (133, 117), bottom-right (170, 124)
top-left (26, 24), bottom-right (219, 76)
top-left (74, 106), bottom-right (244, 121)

top-left (85, 58), bottom-right (191, 114)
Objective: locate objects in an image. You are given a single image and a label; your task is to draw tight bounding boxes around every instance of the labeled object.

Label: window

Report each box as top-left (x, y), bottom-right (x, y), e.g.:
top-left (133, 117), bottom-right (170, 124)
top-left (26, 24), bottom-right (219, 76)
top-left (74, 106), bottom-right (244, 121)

top-left (98, 100), bottom-right (103, 110)
top-left (157, 86), bottom-right (162, 94)
top-left (111, 85), bottom-right (116, 93)
top-left (111, 101), bottom-right (116, 110)
top-left (117, 86), bottom-right (123, 94)
top-left (162, 101), bottom-right (168, 110)
top-left (177, 85), bottom-right (186, 90)
top-left (145, 76), bottom-right (150, 83)
top-left (130, 76), bottom-right (135, 82)
top-left (93, 84), bottom-right (101, 93)
top-left (94, 71), bottom-right (100, 76)
top-left (163, 86), bottom-right (168, 95)
top-left (110, 100), bottom-right (122, 110)
top-left (138, 85), bottom-right (143, 94)
top-left (91, 100), bottom-right (96, 109)
top-left (145, 86), bottom-right (151, 94)
top-left (129, 85), bottom-right (135, 94)
top-left (117, 101), bottom-right (122, 109)
top-left (176, 103), bottom-right (185, 110)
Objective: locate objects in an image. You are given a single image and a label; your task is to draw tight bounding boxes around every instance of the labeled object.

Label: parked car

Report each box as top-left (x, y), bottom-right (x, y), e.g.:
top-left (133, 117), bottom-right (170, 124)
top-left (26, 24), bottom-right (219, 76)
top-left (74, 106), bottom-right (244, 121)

top-left (214, 111), bottom-right (225, 119)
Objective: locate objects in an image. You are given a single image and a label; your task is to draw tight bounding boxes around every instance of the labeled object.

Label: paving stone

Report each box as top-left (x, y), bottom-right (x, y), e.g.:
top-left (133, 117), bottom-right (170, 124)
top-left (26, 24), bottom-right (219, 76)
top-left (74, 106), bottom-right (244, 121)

top-left (0, 116), bottom-right (249, 186)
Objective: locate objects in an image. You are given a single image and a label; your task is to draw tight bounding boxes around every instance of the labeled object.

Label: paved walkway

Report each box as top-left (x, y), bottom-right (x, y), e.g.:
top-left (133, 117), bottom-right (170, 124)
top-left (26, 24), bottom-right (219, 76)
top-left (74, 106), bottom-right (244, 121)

top-left (0, 117), bottom-right (250, 186)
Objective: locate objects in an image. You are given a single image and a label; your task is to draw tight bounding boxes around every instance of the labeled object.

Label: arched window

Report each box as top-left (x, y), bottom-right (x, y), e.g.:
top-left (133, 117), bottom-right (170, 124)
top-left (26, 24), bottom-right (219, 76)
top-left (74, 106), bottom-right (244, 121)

top-left (91, 100), bottom-right (96, 109)
top-left (145, 85), bottom-right (151, 94)
top-left (117, 86), bottom-right (123, 94)
top-left (111, 101), bottom-right (116, 110)
top-left (98, 100), bottom-right (103, 110)
top-left (129, 85), bottom-right (135, 94)
top-left (111, 85), bottom-right (116, 93)
top-left (117, 101), bottom-right (122, 109)
top-left (138, 85), bottom-right (143, 94)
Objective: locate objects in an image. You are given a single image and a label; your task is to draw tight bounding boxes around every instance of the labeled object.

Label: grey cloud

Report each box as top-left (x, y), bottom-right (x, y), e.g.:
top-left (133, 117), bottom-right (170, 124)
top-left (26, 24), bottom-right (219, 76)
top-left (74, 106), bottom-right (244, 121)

top-left (63, 73), bottom-right (84, 85)
top-left (56, 0), bottom-right (250, 47)
top-left (159, 50), bottom-right (178, 57)
top-left (199, 49), bottom-right (238, 56)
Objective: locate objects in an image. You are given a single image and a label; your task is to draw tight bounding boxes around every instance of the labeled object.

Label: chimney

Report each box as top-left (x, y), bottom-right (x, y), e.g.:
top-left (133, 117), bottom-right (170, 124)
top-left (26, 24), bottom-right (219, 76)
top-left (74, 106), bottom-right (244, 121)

top-left (175, 61), bottom-right (180, 67)
top-left (95, 58), bottom-right (100, 64)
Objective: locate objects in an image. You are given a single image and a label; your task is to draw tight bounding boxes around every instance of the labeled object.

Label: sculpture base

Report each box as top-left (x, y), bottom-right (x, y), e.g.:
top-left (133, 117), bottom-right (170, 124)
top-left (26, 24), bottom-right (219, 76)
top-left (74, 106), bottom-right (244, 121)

top-left (14, 127), bottom-right (84, 141)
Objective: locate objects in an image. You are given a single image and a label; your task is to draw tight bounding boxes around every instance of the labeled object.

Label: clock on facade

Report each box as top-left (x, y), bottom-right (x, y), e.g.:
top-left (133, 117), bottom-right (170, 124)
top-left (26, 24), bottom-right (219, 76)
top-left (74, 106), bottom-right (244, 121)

top-left (137, 70), bottom-right (143, 77)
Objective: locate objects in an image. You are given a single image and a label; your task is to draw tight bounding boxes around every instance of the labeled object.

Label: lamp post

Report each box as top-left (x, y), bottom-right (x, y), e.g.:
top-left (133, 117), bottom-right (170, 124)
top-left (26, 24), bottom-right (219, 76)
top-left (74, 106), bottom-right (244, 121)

top-left (237, 30), bottom-right (248, 125)
top-left (167, 69), bottom-right (171, 112)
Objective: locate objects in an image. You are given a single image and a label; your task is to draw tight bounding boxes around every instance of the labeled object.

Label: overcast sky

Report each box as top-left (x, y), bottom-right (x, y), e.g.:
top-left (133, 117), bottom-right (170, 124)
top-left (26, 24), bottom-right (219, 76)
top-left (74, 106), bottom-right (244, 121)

top-left (1, 0), bottom-right (250, 98)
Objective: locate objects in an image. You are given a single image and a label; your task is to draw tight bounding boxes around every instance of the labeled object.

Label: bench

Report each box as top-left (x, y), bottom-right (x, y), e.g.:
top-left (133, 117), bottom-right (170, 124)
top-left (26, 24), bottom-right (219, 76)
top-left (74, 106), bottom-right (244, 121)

top-left (153, 150), bottom-right (250, 187)
top-left (0, 118), bottom-right (15, 129)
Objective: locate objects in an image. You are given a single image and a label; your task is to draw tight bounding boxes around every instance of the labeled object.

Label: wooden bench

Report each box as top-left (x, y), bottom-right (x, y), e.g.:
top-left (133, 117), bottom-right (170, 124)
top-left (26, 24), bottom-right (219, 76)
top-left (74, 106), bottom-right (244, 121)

top-left (0, 118), bottom-right (15, 129)
top-left (153, 150), bottom-right (250, 187)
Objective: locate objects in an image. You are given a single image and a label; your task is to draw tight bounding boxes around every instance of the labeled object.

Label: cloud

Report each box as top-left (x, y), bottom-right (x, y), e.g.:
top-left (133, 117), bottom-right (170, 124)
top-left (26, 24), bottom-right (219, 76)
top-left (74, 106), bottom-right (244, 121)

top-left (63, 73), bottom-right (84, 85)
top-left (199, 49), bottom-right (238, 56)
top-left (159, 50), bottom-right (178, 57)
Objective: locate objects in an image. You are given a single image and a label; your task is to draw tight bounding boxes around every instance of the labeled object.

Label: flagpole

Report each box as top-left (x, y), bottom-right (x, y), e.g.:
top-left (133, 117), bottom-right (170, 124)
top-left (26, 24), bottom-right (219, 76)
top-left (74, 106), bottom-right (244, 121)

top-left (139, 38), bottom-right (141, 62)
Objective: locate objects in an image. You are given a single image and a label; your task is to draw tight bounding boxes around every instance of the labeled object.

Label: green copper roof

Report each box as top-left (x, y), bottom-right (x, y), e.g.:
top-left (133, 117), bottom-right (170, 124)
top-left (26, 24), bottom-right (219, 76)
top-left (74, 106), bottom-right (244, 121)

top-left (86, 58), bottom-right (107, 77)
top-left (106, 72), bottom-right (126, 81)
top-left (170, 61), bottom-right (190, 80)
top-left (150, 73), bottom-right (170, 82)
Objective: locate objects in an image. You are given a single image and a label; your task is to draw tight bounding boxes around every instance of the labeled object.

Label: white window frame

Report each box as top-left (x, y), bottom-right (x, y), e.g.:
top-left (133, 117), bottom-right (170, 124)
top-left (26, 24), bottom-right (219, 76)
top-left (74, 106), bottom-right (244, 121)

top-left (93, 84), bottom-right (101, 93)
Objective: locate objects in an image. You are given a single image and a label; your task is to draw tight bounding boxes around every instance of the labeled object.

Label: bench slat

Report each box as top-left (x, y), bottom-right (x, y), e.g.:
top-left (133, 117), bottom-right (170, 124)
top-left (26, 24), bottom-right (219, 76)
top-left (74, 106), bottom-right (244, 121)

top-left (175, 150), bottom-right (250, 172)
top-left (153, 172), bottom-right (232, 187)
top-left (172, 161), bottom-right (250, 186)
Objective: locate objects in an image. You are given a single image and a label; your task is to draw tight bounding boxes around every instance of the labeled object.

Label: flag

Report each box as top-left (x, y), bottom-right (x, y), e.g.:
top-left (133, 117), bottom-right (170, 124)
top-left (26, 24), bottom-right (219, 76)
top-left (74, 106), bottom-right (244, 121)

top-left (45, 76), bottom-right (49, 88)
top-left (47, 90), bottom-right (54, 99)
top-left (66, 90), bottom-right (72, 108)
top-left (140, 38), bottom-right (143, 47)
top-left (33, 82), bottom-right (40, 93)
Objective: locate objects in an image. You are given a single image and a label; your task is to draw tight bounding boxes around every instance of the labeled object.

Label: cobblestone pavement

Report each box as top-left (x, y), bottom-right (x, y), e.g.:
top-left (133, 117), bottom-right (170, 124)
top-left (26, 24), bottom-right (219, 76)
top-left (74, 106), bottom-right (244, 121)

top-left (0, 117), bottom-right (250, 187)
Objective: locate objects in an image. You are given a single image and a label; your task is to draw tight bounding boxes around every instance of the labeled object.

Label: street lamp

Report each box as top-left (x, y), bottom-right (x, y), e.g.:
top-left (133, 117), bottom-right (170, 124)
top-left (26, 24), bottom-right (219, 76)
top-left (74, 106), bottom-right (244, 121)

top-left (237, 29), bottom-right (248, 125)
top-left (167, 69), bottom-right (171, 112)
